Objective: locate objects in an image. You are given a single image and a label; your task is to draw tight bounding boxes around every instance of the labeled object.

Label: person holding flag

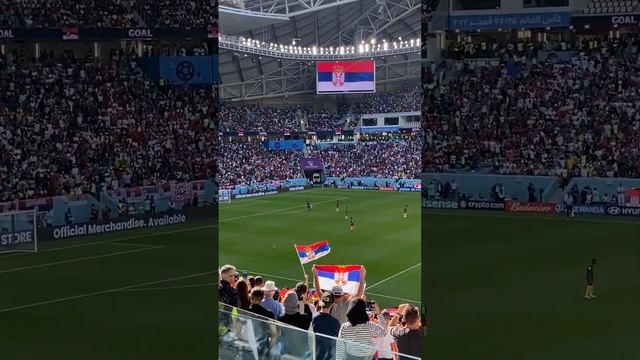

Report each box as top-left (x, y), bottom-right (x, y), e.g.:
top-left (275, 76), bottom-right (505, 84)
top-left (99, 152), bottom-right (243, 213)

top-left (312, 265), bottom-right (367, 324)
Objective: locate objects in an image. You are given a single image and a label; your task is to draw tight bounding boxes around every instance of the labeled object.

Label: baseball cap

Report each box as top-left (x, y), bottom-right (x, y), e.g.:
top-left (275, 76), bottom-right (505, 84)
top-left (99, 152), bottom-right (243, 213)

top-left (319, 291), bottom-right (334, 308)
top-left (263, 281), bottom-right (278, 292)
top-left (331, 285), bottom-right (343, 296)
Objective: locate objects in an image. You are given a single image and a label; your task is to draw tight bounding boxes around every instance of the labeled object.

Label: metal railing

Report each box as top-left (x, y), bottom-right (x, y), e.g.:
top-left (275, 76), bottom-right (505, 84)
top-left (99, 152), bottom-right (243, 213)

top-left (219, 303), bottom-right (421, 360)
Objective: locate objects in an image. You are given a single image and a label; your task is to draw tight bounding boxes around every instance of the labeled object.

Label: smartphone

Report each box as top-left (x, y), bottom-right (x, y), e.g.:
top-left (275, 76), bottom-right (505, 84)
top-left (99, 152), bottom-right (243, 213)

top-left (365, 301), bottom-right (375, 312)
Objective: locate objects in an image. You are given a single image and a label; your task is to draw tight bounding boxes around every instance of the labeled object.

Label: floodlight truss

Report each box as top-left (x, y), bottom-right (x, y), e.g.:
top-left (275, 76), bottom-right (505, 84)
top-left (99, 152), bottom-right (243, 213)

top-left (324, 0), bottom-right (421, 47)
top-left (237, 0), bottom-right (361, 16)
top-left (220, 56), bottom-right (420, 100)
top-left (220, 34), bottom-right (420, 60)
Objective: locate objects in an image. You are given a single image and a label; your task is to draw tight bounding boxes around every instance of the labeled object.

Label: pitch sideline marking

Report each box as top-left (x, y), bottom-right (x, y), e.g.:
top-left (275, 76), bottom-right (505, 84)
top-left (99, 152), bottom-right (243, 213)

top-left (366, 262), bottom-right (422, 290)
top-left (0, 245), bottom-right (164, 274)
top-left (0, 271), bottom-right (216, 313)
top-left (0, 223), bottom-right (218, 259)
top-left (237, 269), bottom-right (420, 303)
top-left (220, 197), bottom-right (349, 223)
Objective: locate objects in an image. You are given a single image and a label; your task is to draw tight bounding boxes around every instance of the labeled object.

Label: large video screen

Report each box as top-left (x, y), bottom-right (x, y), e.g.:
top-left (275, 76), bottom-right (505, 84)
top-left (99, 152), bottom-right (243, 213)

top-left (316, 60), bottom-right (376, 94)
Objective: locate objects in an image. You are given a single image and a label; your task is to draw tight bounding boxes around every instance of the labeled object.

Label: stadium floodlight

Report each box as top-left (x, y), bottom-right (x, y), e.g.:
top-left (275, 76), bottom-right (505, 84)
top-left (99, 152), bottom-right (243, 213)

top-left (0, 209), bottom-right (38, 254)
top-left (340, 46), bottom-right (344, 54)
top-left (370, 38), bottom-right (376, 44)
top-left (365, 44), bottom-right (370, 51)
top-left (312, 46), bottom-right (317, 54)
top-left (383, 43), bottom-right (388, 50)
top-left (358, 44), bottom-right (364, 53)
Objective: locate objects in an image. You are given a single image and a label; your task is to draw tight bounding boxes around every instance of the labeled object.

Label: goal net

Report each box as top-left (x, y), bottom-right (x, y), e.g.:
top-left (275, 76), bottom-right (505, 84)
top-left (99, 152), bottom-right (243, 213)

top-left (0, 209), bottom-right (38, 254)
top-left (218, 190), bottom-right (232, 204)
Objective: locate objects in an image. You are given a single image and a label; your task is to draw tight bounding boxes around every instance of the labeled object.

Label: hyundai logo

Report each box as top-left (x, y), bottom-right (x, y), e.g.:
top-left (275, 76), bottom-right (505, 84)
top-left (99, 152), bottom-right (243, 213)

top-left (607, 206), bottom-right (621, 215)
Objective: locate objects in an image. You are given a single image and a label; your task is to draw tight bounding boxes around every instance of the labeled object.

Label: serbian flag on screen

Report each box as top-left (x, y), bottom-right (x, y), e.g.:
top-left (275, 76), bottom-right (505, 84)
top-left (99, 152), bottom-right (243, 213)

top-left (294, 241), bottom-right (330, 264)
top-left (317, 61), bottom-right (375, 93)
top-left (315, 265), bottom-right (363, 295)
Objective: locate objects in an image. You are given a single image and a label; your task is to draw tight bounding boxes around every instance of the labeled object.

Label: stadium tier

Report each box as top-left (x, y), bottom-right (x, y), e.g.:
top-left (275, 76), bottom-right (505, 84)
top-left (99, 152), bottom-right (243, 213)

top-left (0, 0), bottom-right (218, 28)
top-left (0, 50), bottom-right (217, 203)
top-left (424, 35), bottom-right (640, 179)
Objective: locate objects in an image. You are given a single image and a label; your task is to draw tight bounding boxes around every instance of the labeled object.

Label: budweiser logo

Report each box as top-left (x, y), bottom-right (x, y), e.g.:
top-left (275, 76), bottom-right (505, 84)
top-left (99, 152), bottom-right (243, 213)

top-left (506, 202), bottom-right (554, 213)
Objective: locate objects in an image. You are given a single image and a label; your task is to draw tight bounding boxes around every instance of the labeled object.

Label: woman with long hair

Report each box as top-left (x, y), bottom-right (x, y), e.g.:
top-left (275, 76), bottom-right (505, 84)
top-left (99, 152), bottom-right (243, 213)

top-left (336, 298), bottom-right (385, 360)
top-left (235, 279), bottom-right (251, 311)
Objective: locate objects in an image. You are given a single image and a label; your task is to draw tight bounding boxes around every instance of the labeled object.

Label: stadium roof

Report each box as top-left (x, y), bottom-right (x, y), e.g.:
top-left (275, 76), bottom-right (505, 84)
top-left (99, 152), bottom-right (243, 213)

top-left (219, 0), bottom-right (420, 99)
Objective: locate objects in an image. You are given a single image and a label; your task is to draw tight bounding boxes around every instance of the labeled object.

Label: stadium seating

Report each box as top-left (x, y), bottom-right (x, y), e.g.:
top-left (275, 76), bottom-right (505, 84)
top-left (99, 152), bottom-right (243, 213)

top-left (583, 0), bottom-right (639, 14)
top-left (0, 0), bottom-right (217, 28)
top-left (424, 35), bottom-right (640, 179)
top-left (220, 85), bottom-right (420, 132)
top-left (0, 50), bottom-right (217, 202)
top-left (218, 134), bottom-right (421, 188)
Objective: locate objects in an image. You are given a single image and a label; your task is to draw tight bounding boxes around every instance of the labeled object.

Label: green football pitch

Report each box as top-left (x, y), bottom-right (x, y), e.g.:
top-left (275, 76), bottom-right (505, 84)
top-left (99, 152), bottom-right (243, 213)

top-left (0, 219), bottom-right (216, 360)
top-left (423, 209), bottom-right (640, 360)
top-left (219, 188), bottom-right (421, 310)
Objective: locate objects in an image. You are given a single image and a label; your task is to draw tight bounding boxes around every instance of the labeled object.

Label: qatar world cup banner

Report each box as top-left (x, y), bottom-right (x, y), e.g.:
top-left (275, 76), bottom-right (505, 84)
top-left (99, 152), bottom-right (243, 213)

top-left (316, 61), bottom-right (375, 94)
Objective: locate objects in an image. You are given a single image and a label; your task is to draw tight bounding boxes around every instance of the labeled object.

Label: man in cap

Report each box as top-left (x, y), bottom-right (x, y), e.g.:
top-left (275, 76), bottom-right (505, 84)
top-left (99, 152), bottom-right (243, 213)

top-left (312, 291), bottom-right (341, 360)
top-left (261, 280), bottom-right (283, 319)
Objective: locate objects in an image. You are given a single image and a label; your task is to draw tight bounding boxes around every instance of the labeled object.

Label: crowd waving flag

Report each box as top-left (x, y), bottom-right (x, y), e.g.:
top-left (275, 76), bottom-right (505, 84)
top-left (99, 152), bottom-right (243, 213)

top-left (294, 241), bottom-right (331, 264)
top-left (315, 265), bottom-right (364, 295)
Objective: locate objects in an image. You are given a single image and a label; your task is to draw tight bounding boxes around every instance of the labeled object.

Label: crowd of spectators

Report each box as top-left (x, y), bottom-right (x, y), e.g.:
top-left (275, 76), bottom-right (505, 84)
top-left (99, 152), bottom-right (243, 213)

top-left (309, 136), bottom-right (421, 179)
top-left (353, 85), bottom-right (421, 115)
top-left (138, 0), bottom-right (217, 28)
top-left (0, 0), bottom-right (137, 28)
top-left (424, 35), bottom-right (640, 179)
top-left (218, 264), bottom-right (422, 360)
top-left (0, 50), bottom-right (217, 202)
top-left (0, 0), bottom-right (217, 28)
top-left (219, 103), bottom-right (308, 132)
top-left (217, 141), bottom-right (304, 187)
top-left (218, 134), bottom-right (421, 187)
top-left (220, 85), bottom-right (421, 132)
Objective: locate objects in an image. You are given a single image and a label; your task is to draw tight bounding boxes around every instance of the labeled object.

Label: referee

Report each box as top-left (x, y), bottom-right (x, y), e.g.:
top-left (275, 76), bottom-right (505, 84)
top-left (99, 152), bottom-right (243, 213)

top-left (584, 258), bottom-right (596, 299)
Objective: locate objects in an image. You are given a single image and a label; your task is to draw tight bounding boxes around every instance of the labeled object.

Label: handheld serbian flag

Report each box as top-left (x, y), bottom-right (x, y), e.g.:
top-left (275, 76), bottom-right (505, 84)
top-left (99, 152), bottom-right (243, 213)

top-left (316, 61), bottom-right (375, 94)
top-left (294, 241), bottom-right (330, 264)
top-left (315, 265), bottom-right (364, 295)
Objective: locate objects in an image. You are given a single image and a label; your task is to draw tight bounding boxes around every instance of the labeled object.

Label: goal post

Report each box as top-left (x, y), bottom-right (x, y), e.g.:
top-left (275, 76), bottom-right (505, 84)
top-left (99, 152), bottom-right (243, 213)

top-left (218, 190), bottom-right (232, 204)
top-left (0, 209), bottom-right (38, 254)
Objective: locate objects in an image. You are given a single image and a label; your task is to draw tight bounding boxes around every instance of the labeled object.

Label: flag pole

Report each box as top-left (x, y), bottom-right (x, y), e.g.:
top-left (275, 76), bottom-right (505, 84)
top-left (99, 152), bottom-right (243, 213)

top-left (293, 243), bottom-right (308, 279)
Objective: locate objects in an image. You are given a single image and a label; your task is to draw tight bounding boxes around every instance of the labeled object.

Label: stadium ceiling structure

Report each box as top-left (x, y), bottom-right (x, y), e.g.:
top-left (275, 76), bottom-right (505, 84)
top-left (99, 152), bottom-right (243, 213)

top-left (219, 0), bottom-right (420, 100)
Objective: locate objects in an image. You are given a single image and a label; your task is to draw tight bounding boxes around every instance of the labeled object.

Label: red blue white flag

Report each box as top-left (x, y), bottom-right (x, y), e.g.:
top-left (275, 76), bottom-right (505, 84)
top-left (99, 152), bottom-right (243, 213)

top-left (294, 241), bottom-right (330, 264)
top-left (315, 265), bottom-right (364, 295)
top-left (316, 61), bottom-right (375, 94)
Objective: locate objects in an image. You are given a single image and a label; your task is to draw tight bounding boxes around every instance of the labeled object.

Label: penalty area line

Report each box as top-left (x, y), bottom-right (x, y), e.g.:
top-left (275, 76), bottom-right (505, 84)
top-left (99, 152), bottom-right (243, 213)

top-left (366, 263), bottom-right (421, 290)
top-left (365, 292), bottom-right (420, 304)
top-left (118, 282), bottom-right (214, 292)
top-left (0, 245), bottom-right (165, 274)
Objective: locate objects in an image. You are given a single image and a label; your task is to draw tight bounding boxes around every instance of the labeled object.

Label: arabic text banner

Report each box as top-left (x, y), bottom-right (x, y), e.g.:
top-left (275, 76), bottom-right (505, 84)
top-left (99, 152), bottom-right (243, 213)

top-left (448, 12), bottom-right (571, 30)
top-left (316, 61), bottom-right (375, 94)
